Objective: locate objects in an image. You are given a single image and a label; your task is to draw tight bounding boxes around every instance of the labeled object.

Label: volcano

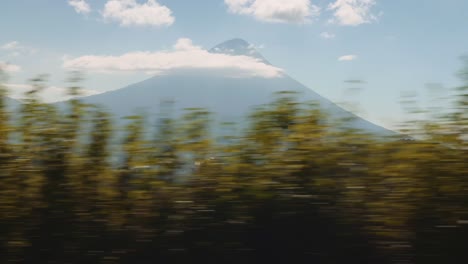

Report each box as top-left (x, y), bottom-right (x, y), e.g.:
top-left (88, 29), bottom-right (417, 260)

top-left (77, 39), bottom-right (395, 136)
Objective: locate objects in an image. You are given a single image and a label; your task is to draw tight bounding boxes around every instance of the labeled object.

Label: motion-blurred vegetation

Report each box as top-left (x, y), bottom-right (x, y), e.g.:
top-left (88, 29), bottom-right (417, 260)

top-left (0, 60), bottom-right (467, 263)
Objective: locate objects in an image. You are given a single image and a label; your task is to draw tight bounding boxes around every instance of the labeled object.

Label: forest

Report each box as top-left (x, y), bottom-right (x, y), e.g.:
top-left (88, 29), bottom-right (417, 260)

top-left (0, 62), bottom-right (467, 264)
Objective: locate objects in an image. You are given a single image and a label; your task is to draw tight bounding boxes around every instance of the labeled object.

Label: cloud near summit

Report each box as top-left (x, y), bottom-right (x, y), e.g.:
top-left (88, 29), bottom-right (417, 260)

top-left (63, 38), bottom-right (284, 78)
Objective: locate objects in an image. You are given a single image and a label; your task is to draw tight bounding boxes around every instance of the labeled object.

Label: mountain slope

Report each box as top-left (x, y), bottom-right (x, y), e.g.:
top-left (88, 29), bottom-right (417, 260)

top-left (78, 39), bottom-right (395, 136)
top-left (210, 38), bottom-right (270, 64)
top-left (4, 97), bottom-right (20, 110)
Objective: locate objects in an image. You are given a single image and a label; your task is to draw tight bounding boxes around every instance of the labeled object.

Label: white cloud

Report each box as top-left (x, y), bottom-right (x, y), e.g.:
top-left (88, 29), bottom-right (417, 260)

top-left (0, 61), bottom-right (21, 73)
top-left (0, 41), bottom-right (37, 56)
top-left (4, 83), bottom-right (101, 103)
top-left (63, 38), bottom-right (284, 78)
top-left (102, 0), bottom-right (174, 27)
top-left (320, 32), bottom-right (336, 39)
top-left (173, 38), bottom-right (199, 51)
top-left (68, 0), bottom-right (91, 14)
top-left (328, 0), bottom-right (377, 26)
top-left (225, 0), bottom-right (320, 24)
top-left (1, 41), bottom-right (20, 50)
top-left (338, 54), bottom-right (357, 61)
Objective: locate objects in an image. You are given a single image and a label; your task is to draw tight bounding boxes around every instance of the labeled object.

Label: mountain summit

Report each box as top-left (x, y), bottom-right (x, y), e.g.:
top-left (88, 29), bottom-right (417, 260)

top-left (209, 38), bottom-right (270, 64)
top-left (75, 39), bottom-right (395, 136)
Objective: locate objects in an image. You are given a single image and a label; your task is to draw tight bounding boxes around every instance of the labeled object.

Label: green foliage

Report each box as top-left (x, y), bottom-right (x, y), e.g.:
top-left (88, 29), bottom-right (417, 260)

top-left (0, 68), bottom-right (467, 263)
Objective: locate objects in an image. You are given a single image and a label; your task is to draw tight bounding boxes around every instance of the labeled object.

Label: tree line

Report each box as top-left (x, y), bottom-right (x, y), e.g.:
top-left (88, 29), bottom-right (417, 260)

top-left (0, 67), bottom-right (467, 263)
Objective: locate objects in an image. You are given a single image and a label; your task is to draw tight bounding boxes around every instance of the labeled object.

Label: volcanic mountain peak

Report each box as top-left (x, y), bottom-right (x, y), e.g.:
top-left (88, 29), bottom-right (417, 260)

top-left (209, 38), bottom-right (270, 64)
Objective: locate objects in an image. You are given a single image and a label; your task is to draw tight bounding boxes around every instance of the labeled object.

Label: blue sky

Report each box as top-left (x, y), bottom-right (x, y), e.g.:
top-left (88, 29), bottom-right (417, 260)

top-left (0, 0), bottom-right (467, 129)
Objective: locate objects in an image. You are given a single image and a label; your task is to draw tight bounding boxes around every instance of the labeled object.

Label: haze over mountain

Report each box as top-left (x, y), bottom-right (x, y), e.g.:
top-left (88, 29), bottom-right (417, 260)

top-left (75, 39), bottom-right (395, 136)
top-left (4, 96), bottom-right (20, 110)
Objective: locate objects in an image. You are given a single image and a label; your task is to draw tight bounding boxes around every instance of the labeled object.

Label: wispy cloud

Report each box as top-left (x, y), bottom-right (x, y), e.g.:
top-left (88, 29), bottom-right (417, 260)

top-left (344, 79), bottom-right (366, 84)
top-left (328, 0), bottom-right (377, 26)
top-left (1, 41), bottom-right (20, 50)
top-left (320, 32), bottom-right (336, 39)
top-left (63, 38), bottom-right (284, 78)
top-left (225, 0), bottom-right (320, 24)
top-left (1, 41), bottom-right (37, 56)
top-left (102, 0), bottom-right (174, 27)
top-left (0, 61), bottom-right (21, 73)
top-left (68, 0), bottom-right (91, 14)
top-left (4, 83), bottom-right (101, 103)
top-left (338, 54), bottom-right (357, 61)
